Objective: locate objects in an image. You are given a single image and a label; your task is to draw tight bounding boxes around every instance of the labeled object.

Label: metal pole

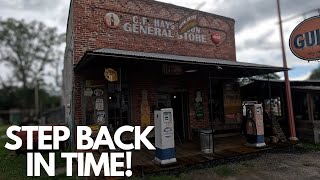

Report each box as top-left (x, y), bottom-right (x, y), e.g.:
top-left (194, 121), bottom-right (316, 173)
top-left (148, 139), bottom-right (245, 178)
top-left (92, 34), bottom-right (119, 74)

top-left (209, 71), bottom-right (215, 153)
top-left (276, 0), bottom-right (297, 140)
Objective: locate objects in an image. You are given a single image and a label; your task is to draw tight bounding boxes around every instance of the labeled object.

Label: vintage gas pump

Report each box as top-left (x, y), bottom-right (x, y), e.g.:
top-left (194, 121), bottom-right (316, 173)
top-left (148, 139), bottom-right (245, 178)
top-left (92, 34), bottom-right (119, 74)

top-left (154, 108), bottom-right (177, 165)
top-left (243, 102), bottom-right (266, 147)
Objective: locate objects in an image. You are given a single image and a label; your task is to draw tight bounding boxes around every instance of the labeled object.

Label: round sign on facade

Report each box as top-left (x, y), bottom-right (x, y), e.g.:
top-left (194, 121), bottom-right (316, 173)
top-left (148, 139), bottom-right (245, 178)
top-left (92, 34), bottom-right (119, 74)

top-left (104, 13), bottom-right (120, 29)
top-left (289, 16), bottom-right (320, 61)
top-left (211, 32), bottom-right (221, 44)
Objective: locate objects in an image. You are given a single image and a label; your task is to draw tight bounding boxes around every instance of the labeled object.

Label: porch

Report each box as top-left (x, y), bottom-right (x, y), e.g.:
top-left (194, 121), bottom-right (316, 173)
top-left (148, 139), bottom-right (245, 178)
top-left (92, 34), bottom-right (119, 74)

top-left (129, 135), bottom-right (299, 175)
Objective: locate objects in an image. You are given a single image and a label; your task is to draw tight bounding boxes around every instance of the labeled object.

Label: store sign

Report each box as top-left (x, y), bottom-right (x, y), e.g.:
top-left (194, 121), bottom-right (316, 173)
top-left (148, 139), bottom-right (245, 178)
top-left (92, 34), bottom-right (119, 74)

top-left (178, 14), bottom-right (198, 34)
top-left (104, 12), bottom-right (213, 44)
top-left (289, 16), bottom-right (320, 61)
top-left (123, 15), bottom-right (207, 43)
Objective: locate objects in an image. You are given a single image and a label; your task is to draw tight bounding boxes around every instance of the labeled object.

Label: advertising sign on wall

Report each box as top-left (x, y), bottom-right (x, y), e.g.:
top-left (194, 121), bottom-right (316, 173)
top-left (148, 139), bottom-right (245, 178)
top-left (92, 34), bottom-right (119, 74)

top-left (223, 82), bottom-right (242, 124)
top-left (289, 16), bottom-right (320, 61)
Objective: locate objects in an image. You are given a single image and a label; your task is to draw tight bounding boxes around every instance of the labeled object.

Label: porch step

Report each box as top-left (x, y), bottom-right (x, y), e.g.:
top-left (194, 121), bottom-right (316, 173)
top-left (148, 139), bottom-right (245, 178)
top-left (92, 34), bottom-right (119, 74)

top-left (271, 117), bottom-right (287, 142)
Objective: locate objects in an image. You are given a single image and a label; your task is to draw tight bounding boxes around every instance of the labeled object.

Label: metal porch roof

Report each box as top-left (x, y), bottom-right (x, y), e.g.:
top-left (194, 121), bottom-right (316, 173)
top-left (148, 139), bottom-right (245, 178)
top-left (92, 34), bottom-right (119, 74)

top-left (74, 48), bottom-right (289, 77)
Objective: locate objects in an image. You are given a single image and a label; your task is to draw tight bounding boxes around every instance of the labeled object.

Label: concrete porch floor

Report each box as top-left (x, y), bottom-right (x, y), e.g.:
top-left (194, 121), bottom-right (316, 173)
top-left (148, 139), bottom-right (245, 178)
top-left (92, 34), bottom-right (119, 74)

top-left (130, 135), bottom-right (300, 176)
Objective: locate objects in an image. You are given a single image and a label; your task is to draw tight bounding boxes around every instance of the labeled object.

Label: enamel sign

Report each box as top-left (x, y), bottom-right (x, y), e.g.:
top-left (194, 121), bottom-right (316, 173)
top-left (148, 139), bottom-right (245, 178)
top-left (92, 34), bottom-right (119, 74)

top-left (289, 16), bottom-right (320, 61)
top-left (211, 32), bottom-right (221, 44)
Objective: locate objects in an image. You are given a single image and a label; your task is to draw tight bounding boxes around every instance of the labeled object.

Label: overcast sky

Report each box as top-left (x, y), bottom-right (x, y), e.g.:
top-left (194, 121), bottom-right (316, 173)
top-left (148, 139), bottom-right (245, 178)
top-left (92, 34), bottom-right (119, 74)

top-left (0, 0), bottom-right (319, 82)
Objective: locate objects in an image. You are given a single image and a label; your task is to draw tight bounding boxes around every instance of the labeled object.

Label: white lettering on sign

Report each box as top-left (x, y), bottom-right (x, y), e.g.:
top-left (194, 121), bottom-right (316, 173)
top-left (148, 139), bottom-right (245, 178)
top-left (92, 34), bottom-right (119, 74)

top-left (122, 15), bottom-right (207, 43)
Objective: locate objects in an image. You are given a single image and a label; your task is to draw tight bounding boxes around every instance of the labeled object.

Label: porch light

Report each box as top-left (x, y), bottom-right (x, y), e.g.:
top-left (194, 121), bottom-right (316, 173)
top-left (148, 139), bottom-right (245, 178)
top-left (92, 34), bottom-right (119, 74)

top-left (109, 96), bottom-right (112, 100)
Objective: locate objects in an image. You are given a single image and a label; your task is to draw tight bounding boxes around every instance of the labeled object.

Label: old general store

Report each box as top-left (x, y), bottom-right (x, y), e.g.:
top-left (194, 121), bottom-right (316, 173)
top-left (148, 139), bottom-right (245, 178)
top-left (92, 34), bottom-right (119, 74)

top-left (63, 0), bottom-right (294, 174)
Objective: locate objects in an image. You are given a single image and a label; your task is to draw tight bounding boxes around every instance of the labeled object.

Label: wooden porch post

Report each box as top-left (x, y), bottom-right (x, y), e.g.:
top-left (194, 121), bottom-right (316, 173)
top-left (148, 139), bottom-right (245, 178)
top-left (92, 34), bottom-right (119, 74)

top-left (307, 92), bottom-right (314, 122)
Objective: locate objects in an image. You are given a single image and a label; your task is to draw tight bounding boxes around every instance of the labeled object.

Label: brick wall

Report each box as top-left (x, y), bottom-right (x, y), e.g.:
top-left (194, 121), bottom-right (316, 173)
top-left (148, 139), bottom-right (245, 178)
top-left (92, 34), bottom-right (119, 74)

top-left (72, 0), bottom-right (236, 64)
top-left (66, 0), bottom-right (237, 133)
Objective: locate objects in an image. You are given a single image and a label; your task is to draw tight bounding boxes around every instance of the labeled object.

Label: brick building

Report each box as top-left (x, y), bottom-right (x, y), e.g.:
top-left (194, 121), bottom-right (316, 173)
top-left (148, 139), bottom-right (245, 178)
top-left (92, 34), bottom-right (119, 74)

top-left (63, 0), bottom-right (287, 146)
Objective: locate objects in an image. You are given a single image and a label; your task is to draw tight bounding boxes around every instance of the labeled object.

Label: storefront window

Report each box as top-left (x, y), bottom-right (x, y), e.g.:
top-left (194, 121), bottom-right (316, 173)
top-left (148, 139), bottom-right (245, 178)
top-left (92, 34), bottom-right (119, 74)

top-left (292, 91), bottom-right (309, 120)
top-left (313, 94), bottom-right (320, 121)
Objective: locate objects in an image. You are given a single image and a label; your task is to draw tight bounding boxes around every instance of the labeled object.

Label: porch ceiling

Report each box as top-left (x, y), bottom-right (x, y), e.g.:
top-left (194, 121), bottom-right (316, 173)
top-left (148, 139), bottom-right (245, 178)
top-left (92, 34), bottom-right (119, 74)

top-left (74, 48), bottom-right (289, 77)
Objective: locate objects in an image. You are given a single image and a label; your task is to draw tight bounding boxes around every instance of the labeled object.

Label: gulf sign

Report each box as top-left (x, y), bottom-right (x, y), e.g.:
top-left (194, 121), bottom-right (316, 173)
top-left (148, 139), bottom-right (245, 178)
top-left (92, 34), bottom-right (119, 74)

top-left (289, 16), bottom-right (320, 61)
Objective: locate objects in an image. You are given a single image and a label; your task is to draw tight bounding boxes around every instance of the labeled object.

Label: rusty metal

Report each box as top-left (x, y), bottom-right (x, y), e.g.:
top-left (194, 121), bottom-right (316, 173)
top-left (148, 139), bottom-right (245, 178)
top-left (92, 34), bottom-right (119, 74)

top-left (276, 0), bottom-right (297, 140)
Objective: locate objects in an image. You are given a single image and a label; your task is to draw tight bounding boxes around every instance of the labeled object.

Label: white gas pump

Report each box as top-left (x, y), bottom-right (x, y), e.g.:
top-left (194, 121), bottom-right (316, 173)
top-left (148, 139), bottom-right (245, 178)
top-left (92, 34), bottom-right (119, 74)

top-left (243, 102), bottom-right (266, 147)
top-left (154, 108), bottom-right (177, 165)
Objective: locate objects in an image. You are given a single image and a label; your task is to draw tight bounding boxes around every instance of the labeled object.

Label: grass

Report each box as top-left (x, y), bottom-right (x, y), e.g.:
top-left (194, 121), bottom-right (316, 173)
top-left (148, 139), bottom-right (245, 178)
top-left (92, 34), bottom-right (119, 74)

top-left (0, 124), bottom-right (77, 180)
top-left (0, 124), bottom-right (10, 136)
top-left (301, 142), bottom-right (320, 151)
top-left (212, 165), bottom-right (236, 177)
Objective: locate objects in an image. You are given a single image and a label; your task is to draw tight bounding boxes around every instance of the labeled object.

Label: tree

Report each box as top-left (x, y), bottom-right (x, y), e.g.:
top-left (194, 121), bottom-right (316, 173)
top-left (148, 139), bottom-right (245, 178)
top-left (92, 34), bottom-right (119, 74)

top-left (0, 18), bottom-right (64, 89)
top-left (309, 66), bottom-right (320, 80)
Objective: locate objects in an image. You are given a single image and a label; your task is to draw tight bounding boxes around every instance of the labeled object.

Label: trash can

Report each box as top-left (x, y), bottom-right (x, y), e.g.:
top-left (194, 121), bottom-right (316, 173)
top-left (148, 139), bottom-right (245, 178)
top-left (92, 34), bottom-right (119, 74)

top-left (200, 129), bottom-right (214, 153)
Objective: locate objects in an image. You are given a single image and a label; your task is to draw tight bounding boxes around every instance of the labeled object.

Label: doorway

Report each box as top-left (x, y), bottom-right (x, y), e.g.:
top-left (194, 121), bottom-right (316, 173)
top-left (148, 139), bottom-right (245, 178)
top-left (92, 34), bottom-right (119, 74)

top-left (170, 92), bottom-right (189, 142)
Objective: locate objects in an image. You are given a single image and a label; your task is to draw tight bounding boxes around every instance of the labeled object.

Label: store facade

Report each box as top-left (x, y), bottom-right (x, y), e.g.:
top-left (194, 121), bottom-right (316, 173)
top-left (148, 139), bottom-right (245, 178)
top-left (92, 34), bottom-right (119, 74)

top-left (63, 0), bottom-right (287, 144)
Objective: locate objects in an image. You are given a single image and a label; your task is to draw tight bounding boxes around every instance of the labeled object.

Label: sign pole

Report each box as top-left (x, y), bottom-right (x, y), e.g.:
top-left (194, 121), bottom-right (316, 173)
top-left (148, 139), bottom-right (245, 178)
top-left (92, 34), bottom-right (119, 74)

top-left (276, 0), bottom-right (298, 140)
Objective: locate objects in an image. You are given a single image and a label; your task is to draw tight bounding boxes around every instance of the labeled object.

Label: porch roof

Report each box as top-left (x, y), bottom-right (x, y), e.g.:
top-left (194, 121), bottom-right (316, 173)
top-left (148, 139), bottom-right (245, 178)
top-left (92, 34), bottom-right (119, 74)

top-left (292, 86), bottom-right (320, 91)
top-left (75, 48), bottom-right (289, 77)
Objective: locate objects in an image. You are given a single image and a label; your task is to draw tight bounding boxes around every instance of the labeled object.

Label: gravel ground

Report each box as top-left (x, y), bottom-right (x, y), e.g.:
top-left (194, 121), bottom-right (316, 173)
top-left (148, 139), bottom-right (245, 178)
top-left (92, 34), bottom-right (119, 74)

top-left (143, 145), bottom-right (320, 180)
top-left (182, 150), bottom-right (320, 180)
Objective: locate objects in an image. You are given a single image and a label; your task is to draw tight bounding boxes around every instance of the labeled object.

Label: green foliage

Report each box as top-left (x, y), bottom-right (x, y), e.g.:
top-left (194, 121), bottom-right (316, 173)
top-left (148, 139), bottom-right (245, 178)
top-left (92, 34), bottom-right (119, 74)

top-left (0, 86), bottom-right (60, 111)
top-left (0, 125), bottom-right (76, 180)
top-left (0, 18), bottom-right (64, 88)
top-left (239, 73), bottom-right (280, 86)
top-left (309, 66), bottom-right (320, 80)
top-left (301, 142), bottom-right (320, 151)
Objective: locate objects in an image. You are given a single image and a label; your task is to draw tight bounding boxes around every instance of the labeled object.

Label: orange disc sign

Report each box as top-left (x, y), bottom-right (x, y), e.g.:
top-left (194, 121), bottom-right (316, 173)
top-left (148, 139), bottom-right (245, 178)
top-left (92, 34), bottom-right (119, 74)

top-left (289, 16), bottom-right (320, 61)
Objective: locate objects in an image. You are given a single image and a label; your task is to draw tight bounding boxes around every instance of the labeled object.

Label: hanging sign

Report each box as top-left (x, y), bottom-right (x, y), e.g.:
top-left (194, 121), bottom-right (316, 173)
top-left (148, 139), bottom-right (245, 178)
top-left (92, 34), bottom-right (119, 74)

top-left (104, 68), bottom-right (118, 82)
top-left (289, 16), bottom-right (320, 61)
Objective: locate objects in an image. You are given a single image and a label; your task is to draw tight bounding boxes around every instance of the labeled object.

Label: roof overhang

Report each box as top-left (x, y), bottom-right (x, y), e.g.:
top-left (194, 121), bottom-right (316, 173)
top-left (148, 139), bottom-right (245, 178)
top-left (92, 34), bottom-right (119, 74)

top-left (74, 48), bottom-right (289, 77)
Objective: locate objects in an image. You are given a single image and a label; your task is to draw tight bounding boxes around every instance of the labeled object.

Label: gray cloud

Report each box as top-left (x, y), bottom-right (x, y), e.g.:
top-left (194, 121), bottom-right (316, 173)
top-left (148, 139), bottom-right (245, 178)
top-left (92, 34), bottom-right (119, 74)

top-left (0, 0), bottom-right (318, 80)
top-left (205, 0), bottom-right (320, 33)
top-left (0, 0), bottom-right (70, 32)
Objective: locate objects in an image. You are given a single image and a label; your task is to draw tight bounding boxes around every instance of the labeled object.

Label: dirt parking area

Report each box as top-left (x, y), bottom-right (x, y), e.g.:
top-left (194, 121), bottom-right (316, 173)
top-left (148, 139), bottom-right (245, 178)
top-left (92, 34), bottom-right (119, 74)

top-left (183, 151), bottom-right (320, 180)
top-left (178, 152), bottom-right (320, 180)
top-left (143, 145), bottom-right (320, 180)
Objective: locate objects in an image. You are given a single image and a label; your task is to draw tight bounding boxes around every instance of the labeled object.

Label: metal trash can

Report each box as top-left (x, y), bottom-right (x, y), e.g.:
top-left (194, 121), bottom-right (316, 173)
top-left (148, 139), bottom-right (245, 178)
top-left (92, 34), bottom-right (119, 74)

top-left (200, 129), bottom-right (214, 153)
